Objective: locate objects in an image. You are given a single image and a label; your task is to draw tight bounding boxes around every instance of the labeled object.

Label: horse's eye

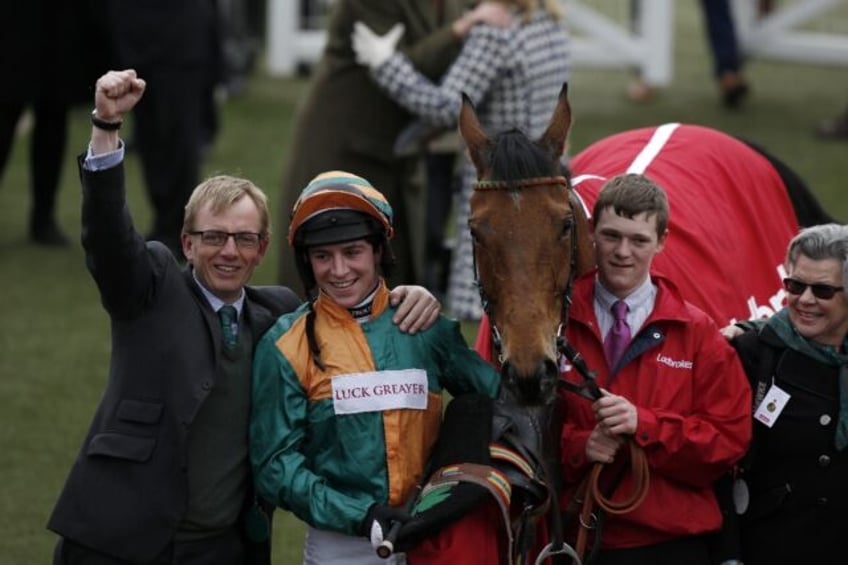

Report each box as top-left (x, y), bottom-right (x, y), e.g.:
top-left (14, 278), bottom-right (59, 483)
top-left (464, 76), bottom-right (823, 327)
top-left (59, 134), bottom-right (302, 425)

top-left (469, 226), bottom-right (481, 245)
top-left (560, 217), bottom-right (574, 239)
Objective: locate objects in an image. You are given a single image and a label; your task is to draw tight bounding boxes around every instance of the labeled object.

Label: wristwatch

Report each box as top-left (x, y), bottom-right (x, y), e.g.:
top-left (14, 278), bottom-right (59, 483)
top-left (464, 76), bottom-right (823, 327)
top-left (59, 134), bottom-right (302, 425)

top-left (90, 109), bottom-right (122, 131)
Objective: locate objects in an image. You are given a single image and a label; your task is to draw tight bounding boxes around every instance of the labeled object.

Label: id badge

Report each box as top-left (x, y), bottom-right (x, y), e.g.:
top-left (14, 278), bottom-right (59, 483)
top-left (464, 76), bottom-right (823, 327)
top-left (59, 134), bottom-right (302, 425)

top-left (753, 384), bottom-right (790, 428)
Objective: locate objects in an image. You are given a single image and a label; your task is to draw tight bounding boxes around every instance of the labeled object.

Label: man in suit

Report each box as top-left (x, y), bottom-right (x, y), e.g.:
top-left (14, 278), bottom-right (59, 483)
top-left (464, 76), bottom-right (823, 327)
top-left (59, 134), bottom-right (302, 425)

top-left (48, 69), bottom-right (440, 565)
top-left (278, 0), bottom-right (511, 294)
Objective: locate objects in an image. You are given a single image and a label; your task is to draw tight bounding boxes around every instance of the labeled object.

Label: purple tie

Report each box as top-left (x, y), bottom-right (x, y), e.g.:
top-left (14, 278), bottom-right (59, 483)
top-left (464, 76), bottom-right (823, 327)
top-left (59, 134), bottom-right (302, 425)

top-left (604, 300), bottom-right (631, 368)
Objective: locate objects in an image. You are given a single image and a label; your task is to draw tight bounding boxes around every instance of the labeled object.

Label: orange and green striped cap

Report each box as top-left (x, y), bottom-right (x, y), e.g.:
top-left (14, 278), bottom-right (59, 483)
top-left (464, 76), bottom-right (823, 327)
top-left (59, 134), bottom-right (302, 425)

top-left (288, 170), bottom-right (394, 246)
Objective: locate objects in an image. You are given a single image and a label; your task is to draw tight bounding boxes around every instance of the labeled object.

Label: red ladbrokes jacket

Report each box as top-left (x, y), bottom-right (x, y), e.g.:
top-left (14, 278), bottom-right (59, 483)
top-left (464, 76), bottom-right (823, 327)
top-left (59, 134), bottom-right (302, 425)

top-left (558, 273), bottom-right (752, 549)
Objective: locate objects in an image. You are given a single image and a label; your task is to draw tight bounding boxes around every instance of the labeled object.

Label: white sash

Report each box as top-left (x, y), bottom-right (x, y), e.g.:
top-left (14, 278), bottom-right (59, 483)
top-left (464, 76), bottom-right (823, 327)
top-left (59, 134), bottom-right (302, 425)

top-left (332, 369), bottom-right (428, 415)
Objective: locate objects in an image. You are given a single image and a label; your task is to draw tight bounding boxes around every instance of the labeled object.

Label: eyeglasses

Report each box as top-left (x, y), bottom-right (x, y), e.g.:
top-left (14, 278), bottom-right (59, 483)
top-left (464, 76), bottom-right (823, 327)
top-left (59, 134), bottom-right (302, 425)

top-left (189, 230), bottom-right (264, 249)
top-left (782, 277), bottom-right (844, 300)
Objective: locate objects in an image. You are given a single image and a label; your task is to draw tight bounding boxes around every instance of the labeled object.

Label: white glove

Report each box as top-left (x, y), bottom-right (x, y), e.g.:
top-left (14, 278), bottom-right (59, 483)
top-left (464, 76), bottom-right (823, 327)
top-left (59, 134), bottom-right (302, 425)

top-left (351, 21), bottom-right (405, 70)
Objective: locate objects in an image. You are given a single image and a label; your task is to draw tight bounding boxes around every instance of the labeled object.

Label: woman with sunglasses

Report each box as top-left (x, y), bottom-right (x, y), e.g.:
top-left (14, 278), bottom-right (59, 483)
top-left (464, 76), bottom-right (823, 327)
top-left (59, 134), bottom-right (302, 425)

top-left (719, 223), bottom-right (848, 565)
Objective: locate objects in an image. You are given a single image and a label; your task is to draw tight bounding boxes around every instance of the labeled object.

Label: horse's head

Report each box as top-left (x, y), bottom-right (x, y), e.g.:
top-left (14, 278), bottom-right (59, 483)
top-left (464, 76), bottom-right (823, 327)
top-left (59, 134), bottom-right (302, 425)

top-left (460, 84), bottom-right (594, 406)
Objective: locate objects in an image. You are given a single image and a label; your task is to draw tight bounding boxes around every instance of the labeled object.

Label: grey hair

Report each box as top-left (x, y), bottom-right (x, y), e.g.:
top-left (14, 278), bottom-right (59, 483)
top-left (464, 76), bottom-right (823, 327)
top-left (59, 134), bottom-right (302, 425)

top-left (786, 223), bottom-right (848, 293)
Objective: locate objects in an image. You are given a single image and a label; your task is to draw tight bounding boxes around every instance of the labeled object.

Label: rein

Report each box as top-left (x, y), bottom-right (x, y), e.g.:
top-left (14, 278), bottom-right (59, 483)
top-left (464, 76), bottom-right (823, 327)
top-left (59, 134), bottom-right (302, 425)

top-left (557, 341), bottom-right (650, 564)
top-left (571, 444), bottom-right (650, 563)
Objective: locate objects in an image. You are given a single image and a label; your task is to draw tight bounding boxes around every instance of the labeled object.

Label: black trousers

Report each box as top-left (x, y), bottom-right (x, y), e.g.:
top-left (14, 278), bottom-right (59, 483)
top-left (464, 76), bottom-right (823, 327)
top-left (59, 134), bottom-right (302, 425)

top-left (54, 529), bottom-right (244, 565)
top-left (0, 100), bottom-right (69, 229)
top-left (592, 535), bottom-right (711, 565)
top-left (131, 66), bottom-right (204, 252)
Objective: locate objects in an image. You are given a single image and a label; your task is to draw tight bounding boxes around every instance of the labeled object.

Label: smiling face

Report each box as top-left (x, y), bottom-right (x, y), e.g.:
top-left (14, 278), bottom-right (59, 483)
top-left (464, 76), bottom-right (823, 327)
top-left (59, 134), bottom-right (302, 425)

top-left (785, 254), bottom-right (848, 348)
top-left (308, 238), bottom-right (381, 308)
top-left (592, 207), bottom-right (667, 298)
top-left (182, 197), bottom-right (269, 302)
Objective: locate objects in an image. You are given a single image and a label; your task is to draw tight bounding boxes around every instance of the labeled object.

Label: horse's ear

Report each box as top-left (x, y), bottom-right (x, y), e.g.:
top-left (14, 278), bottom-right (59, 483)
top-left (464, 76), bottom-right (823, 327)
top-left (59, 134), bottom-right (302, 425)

top-left (538, 83), bottom-right (572, 160)
top-left (458, 92), bottom-right (491, 177)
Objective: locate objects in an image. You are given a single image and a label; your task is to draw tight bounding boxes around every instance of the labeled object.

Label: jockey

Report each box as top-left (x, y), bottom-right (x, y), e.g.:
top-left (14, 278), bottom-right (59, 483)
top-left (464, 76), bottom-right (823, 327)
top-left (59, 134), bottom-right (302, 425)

top-left (249, 170), bottom-right (501, 564)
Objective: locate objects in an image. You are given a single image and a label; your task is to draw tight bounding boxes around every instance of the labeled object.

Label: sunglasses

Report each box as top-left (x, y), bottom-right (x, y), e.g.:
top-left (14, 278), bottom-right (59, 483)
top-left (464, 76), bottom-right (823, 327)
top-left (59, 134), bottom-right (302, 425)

top-left (782, 277), bottom-right (845, 300)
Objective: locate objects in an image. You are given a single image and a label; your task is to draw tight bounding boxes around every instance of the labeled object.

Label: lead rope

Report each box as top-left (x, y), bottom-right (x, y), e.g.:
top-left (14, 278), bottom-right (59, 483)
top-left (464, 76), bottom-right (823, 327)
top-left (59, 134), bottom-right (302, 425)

top-left (572, 443), bottom-right (650, 563)
top-left (557, 341), bottom-right (650, 564)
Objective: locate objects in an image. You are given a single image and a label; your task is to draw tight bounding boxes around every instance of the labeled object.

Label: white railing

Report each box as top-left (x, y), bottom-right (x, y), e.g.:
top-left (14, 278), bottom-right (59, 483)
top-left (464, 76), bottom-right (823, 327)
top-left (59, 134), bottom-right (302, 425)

top-left (267, 0), bottom-right (675, 85)
top-left (266, 0), bottom-right (847, 84)
top-left (733, 0), bottom-right (848, 66)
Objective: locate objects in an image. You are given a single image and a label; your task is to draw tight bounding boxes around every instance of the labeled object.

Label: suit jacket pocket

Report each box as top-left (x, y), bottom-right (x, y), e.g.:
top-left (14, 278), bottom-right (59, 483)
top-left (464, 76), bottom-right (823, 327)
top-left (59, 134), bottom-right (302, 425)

top-left (117, 399), bottom-right (163, 424)
top-left (87, 432), bottom-right (156, 462)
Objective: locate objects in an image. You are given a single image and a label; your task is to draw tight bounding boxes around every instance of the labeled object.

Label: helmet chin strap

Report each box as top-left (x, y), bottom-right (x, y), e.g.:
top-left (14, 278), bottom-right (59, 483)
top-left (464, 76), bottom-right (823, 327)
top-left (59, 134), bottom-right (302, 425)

top-left (347, 283), bottom-right (381, 323)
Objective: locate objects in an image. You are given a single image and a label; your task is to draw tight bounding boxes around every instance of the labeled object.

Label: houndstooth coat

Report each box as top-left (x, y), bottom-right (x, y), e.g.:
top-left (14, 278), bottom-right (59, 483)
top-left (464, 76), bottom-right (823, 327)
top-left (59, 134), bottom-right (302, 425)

top-left (372, 8), bottom-right (571, 320)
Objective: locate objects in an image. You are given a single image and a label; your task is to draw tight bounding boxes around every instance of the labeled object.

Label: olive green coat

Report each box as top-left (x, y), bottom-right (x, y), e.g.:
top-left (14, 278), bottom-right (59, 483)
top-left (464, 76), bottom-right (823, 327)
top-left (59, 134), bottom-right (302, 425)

top-left (279, 0), bottom-right (472, 294)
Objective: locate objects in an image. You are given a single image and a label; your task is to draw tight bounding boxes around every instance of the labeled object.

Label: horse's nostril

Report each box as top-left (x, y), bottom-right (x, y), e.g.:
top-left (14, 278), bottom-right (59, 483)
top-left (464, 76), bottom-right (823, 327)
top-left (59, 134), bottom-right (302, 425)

top-left (500, 359), bottom-right (559, 406)
top-left (542, 359), bottom-right (559, 380)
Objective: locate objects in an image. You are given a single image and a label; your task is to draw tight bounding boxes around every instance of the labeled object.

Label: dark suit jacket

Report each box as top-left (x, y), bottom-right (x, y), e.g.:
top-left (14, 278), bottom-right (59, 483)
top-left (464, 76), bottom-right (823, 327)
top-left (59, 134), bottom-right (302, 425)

top-left (48, 160), bottom-right (300, 563)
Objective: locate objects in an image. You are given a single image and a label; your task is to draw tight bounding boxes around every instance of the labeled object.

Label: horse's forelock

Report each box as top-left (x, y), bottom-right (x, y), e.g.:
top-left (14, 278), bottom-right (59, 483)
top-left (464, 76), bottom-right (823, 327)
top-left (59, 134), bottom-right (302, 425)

top-left (489, 129), bottom-right (557, 182)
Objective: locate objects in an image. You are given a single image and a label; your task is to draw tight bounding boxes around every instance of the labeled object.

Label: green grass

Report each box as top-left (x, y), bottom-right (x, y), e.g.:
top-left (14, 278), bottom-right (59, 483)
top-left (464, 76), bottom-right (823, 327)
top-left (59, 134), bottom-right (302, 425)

top-left (2, 3), bottom-right (847, 563)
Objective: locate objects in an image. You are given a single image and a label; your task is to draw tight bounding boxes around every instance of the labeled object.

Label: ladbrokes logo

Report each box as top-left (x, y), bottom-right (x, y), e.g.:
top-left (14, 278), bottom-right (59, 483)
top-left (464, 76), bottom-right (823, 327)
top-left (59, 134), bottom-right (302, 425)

top-left (656, 353), bottom-right (693, 370)
top-left (728, 263), bottom-right (788, 325)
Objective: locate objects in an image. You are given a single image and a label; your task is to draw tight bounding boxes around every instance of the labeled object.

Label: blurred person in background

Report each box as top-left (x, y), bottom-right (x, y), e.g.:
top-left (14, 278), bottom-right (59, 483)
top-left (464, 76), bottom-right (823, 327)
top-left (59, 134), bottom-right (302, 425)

top-left (700, 0), bottom-right (749, 108)
top-left (0, 0), bottom-right (109, 246)
top-left (102, 0), bottom-right (220, 256)
top-left (627, 0), bottom-right (749, 108)
top-left (351, 0), bottom-right (570, 320)
top-left (277, 1), bottom-right (513, 296)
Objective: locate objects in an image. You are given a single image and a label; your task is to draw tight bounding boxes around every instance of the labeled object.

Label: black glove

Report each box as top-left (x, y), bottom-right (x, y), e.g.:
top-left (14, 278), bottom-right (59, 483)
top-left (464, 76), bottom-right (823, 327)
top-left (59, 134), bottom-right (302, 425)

top-left (362, 503), bottom-right (412, 549)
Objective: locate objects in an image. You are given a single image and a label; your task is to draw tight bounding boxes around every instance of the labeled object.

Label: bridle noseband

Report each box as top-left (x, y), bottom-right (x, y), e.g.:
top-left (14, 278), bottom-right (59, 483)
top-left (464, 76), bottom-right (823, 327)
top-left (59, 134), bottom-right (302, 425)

top-left (472, 175), bottom-right (578, 365)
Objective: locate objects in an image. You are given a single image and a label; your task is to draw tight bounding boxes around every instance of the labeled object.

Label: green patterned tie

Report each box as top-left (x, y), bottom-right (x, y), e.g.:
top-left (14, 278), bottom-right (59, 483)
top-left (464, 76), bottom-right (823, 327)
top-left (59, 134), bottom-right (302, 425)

top-left (218, 305), bottom-right (238, 349)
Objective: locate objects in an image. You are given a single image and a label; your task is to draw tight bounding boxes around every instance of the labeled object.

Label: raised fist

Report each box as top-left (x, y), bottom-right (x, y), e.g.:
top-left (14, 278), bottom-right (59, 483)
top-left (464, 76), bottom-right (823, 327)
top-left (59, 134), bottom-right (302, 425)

top-left (94, 69), bottom-right (146, 122)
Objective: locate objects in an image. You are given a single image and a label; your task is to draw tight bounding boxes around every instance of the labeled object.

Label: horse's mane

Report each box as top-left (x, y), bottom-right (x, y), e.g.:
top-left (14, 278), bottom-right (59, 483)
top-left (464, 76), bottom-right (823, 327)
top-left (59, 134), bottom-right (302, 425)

top-left (488, 128), bottom-right (558, 181)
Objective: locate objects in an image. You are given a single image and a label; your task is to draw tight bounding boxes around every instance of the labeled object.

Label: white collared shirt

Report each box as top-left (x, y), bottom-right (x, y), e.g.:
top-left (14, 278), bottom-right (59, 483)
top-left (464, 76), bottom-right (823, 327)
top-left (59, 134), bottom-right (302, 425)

top-left (193, 271), bottom-right (246, 338)
top-left (594, 276), bottom-right (657, 337)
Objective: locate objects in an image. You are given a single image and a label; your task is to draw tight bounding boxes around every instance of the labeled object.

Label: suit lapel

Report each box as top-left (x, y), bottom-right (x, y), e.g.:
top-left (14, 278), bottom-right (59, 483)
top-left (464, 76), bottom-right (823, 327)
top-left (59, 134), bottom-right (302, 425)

top-left (243, 289), bottom-right (276, 347)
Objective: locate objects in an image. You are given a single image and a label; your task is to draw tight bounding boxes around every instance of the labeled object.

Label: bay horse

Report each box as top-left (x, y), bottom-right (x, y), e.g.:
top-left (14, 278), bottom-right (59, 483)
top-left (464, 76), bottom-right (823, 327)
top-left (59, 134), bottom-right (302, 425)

top-left (460, 85), bottom-right (593, 406)
top-left (457, 83), bottom-right (834, 563)
top-left (454, 85), bottom-right (592, 564)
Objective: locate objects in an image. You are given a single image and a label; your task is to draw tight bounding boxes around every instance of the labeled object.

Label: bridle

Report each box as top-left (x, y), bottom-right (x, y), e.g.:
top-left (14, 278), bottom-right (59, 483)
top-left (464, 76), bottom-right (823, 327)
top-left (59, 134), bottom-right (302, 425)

top-left (472, 174), bottom-right (582, 563)
top-left (472, 175), bottom-right (577, 366)
top-left (471, 174), bottom-right (650, 565)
